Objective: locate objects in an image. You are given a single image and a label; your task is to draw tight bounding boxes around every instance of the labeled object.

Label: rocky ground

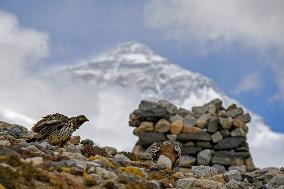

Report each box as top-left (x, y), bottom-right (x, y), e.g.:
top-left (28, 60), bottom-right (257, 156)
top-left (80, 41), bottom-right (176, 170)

top-left (0, 121), bottom-right (284, 189)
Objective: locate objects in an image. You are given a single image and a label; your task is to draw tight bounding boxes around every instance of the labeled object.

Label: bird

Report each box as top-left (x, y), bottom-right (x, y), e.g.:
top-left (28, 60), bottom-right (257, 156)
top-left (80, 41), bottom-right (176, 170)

top-left (26, 113), bottom-right (89, 147)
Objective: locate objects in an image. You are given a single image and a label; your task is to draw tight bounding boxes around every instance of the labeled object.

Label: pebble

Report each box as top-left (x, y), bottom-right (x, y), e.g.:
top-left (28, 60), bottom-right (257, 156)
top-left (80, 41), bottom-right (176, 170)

top-left (62, 152), bottom-right (86, 161)
top-left (103, 146), bottom-right (117, 156)
top-left (226, 180), bottom-right (241, 189)
top-left (25, 157), bottom-right (43, 165)
top-left (157, 155), bottom-right (172, 170)
top-left (224, 170), bottom-right (242, 182)
top-left (176, 177), bottom-right (196, 189)
top-left (178, 155), bottom-right (196, 168)
top-left (192, 165), bottom-right (218, 178)
top-left (113, 154), bottom-right (131, 164)
top-left (96, 167), bottom-right (118, 179)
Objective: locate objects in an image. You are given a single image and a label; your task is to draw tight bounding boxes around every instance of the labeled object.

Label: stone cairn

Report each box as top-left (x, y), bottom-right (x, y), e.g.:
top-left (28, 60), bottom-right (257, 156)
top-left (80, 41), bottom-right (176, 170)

top-left (129, 99), bottom-right (255, 171)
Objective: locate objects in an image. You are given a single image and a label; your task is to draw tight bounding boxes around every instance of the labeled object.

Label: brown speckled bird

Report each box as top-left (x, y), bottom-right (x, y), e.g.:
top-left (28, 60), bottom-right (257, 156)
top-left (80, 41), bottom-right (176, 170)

top-left (27, 113), bottom-right (88, 147)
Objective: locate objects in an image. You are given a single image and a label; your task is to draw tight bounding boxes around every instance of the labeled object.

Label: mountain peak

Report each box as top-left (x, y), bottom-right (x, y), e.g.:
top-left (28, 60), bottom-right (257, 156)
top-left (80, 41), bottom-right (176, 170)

top-left (107, 41), bottom-right (167, 64)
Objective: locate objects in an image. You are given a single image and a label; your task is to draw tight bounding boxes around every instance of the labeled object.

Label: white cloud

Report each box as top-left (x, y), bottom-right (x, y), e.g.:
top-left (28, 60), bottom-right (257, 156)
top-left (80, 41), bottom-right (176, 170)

top-left (234, 73), bottom-right (261, 94)
top-left (0, 10), bottom-right (139, 151)
top-left (144, 0), bottom-right (284, 100)
top-left (144, 0), bottom-right (284, 52)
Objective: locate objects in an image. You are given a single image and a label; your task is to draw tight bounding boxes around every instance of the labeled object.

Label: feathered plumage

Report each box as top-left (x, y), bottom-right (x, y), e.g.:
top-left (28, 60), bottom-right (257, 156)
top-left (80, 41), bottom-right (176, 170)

top-left (27, 113), bottom-right (88, 147)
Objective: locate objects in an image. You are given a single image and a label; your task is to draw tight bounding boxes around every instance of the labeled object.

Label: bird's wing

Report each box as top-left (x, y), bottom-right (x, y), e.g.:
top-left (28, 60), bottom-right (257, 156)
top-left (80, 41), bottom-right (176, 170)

top-left (37, 120), bottom-right (68, 139)
top-left (32, 113), bottom-right (69, 132)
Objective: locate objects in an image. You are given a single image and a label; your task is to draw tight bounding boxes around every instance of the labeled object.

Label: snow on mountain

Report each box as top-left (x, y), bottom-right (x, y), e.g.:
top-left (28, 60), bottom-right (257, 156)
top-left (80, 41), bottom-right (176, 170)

top-left (61, 41), bottom-right (284, 167)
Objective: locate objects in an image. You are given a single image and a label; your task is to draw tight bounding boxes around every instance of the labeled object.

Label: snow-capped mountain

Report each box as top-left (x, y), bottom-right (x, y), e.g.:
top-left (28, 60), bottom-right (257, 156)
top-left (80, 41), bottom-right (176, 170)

top-left (61, 41), bottom-right (284, 167)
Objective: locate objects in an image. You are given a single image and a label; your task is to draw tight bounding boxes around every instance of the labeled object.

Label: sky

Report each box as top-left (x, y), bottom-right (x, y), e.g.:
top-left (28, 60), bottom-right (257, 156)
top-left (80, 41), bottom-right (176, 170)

top-left (0, 1), bottom-right (284, 166)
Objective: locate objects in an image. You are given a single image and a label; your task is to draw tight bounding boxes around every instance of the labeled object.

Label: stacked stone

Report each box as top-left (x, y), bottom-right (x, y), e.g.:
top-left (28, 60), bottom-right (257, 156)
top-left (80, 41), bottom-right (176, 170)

top-left (129, 99), bottom-right (255, 171)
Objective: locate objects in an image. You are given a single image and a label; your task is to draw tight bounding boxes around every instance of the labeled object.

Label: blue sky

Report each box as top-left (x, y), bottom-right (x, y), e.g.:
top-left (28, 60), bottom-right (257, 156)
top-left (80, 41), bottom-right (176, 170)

top-left (0, 0), bottom-right (284, 132)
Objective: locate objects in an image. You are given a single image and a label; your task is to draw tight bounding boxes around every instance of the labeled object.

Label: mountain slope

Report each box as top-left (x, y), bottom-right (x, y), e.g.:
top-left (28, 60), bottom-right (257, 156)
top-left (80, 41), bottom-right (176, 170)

top-left (61, 41), bottom-right (284, 167)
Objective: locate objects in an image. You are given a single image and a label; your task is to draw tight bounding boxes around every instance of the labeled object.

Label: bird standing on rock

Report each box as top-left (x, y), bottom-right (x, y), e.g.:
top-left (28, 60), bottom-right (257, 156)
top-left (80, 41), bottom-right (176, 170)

top-left (26, 113), bottom-right (88, 147)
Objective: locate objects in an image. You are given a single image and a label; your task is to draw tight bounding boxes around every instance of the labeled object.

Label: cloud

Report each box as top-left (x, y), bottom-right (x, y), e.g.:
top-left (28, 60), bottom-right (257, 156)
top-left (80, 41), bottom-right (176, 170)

top-left (0, 10), bottom-right (49, 81)
top-left (144, 0), bottom-right (284, 101)
top-left (0, 9), bottom-right (139, 151)
top-left (234, 73), bottom-right (261, 94)
top-left (144, 0), bottom-right (284, 52)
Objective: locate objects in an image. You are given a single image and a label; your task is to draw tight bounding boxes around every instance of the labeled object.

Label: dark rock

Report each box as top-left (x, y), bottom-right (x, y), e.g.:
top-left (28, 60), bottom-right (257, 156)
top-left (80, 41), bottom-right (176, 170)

top-left (0, 147), bottom-right (20, 157)
top-left (0, 121), bottom-right (28, 138)
top-left (241, 172), bottom-right (254, 182)
top-left (181, 147), bottom-right (202, 155)
top-left (211, 131), bottom-right (223, 143)
top-left (220, 129), bottom-right (231, 137)
top-left (177, 132), bottom-right (211, 142)
top-left (177, 108), bottom-right (194, 117)
top-left (208, 99), bottom-right (223, 114)
top-left (197, 149), bottom-right (212, 165)
top-left (136, 100), bottom-right (172, 122)
top-left (207, 117), bottom-right (218, 133)
top-left (138, 132), bottom-right (166, 147)
top-left (214, 137), bottom-right (246, 150)
top-left (192, 105), bottom-right (208, 115)
top-left (196, 141), bottom-right (212, 148)
top-left (226, 104), bottom-right (237, 111)
top-left (158, 100), bottom-right (178, 114)
top-left (214, 151), bottom-right (251, 159)
top-left (224, 170), bottom-right (242, 182)
top-left (212, 164), bottom-right (226, 173)
top-left (237, 113), bottom-right (251, 123)
top-left (231, 128), bottom-right (246, 137)
top-left (178, 155), bottom-right (196, 168)
top-left (212, 156), bottom-right (242, 166)
top-left (226, 107), bottom-right (244, 118)
top-left (81, 139), bottom-right (94, 146)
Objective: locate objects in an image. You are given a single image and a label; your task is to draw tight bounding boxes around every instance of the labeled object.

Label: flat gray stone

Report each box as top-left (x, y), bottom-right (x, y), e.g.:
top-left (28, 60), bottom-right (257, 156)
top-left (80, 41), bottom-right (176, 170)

top-left (207, 117), bottom-right (218, 133)
top-left (170, 114), bottom-right (183, 122)
top-left (178, 155), bottom-right (196, 168)
top-left (212, 164), bottom-right (226, 173)
top-left (231, 128), bottom-right (246, 137)
top-left (158, 99), bottom-right (178, 114)
top-left (226, 107), bottom-right (244, 118)
top-left (196, 141), bottom-right (212, 148)
top-left (176, 177), bottom-right (196, 189)
top-left (214, 137), bottom-right (246, 150)
top-left (224, 170), bottom-right (242, 182)
top-left (197, 149), bottom-right (212, 165)
top-left (237, 113), bottom-right (251, 123)
top-left (211, 131), bottom-right (223, 143)
top-left (138, 132), bottom-right (166, 147)
top-left (177, 131), bottom-right (211, 142)
top-left (183, 115), bottom-right (197, 127)
top-left (181, 147), bottom-right (202, 155)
